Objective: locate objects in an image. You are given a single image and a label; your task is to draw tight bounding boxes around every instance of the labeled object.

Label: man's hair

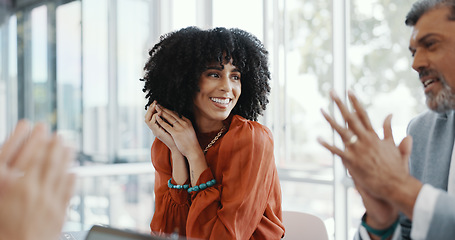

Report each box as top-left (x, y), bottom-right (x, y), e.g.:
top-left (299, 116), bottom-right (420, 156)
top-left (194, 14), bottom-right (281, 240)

top-left (405, 0), bottom-right (455, 26)
top-left (141, 26), bottom-right (271, 122)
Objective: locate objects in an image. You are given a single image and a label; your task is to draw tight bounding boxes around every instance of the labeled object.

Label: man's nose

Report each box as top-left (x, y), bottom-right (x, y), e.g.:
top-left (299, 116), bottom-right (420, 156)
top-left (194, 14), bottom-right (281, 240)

top-left (411, 50), bottom-right (430, 73)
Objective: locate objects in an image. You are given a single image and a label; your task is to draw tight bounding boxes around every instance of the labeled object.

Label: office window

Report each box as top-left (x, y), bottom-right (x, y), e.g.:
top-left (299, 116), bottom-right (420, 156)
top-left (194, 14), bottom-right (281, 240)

top-left (172, 0), bottom-right (197, 30)
top-left (31, 5), bottom-right (52, 123)
top-left (117, 0), bottom-right (155, 162)
top-left (66, 171), bottom-right (154, 232)
top-left (349, 0), bottom-right (423, 137)
top-left (213, 0), bottom-right (263, 40)
top-left (282, 0), bottom-right (333, 175)
top-left (277, 0), bottom-right (336, 237)
top-left (0, 14), bottom-right (18, 140)
top-left (82, 0), bottom-right (109, 160)
top-left (56, 1), bottom-right (82, 150)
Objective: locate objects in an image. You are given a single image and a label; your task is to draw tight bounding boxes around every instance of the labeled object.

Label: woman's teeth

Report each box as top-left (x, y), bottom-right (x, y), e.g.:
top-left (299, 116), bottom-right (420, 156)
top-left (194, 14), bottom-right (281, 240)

top-left (211, 98), bottom-right (230, 104)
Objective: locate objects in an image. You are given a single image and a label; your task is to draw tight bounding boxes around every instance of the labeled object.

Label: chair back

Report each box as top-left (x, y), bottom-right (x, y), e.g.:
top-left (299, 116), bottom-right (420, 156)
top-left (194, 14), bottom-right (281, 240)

top-left (282, 211), bottom-right (329, 240)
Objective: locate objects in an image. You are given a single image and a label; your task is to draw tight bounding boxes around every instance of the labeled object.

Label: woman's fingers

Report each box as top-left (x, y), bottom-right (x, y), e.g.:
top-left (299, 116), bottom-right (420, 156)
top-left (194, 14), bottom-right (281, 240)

top-left (156, 105), bottom-right (180, 124)
top-left (145, 101), bottom-right (157, 125)
top-left (156, 104), bottom-right (193, 130)
top-left (158, 111), bottom-right (178, 127)
top-left (145, 105), bottom-right (153, 122)
top-left (151, 113), bottom-right (173, 140)
top-left (156, 115), bottom-right (174, 134)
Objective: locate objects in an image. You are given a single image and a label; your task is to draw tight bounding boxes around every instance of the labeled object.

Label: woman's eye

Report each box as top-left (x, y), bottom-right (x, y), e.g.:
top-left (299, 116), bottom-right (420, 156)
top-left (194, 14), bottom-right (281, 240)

top-left (232, 75), bottom-right (240, 80)
top-left (208, 73), bottom-right (219, 78)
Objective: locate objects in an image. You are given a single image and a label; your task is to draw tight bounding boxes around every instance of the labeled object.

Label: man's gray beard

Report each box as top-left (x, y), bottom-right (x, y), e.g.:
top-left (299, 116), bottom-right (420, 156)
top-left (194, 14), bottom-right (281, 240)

top-left (426, 77), bottom-right (455, 113)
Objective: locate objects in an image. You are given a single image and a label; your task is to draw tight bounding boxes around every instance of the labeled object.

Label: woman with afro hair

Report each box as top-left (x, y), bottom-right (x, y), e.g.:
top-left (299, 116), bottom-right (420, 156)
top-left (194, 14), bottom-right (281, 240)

top-left (142, 26), bottom-right (284, 239)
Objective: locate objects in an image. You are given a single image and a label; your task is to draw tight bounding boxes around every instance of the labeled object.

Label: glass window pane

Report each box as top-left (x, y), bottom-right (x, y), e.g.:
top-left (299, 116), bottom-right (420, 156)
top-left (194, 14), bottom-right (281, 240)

top-left (349, 0), bottom-right (423, 140)
top-left (282, 0), bottom-right (333, 179)
top-left (31, 5), bottom-right (51, 123)
top-left (82, 0), bottom-right (109, 159)
top-left (172, 0), bottom-right (197, 30)
top-left (213, 0), bottom-right (263, 40)
top-left (56, 1), bottom-right (82, 150)
top-left (117, 0), bottom-right (155, 162)
top-left (9, 15), bottom-right (18, 127)
top-left (65, 170), bottom-right (155, 232)
top-left (348, 187), bottom-right (364, 240)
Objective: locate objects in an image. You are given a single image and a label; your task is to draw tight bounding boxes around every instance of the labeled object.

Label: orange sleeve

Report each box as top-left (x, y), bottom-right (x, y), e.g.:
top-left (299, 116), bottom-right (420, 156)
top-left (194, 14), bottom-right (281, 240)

top-left (186, 117), bottom-right (285, 239)
top-left (149, 140), bottom-right (190, 236)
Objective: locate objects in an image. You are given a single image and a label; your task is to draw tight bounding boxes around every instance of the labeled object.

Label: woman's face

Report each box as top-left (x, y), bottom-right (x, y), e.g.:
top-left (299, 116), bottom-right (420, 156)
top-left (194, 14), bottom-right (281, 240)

top-left (193, 61), bottom-right (241, 128)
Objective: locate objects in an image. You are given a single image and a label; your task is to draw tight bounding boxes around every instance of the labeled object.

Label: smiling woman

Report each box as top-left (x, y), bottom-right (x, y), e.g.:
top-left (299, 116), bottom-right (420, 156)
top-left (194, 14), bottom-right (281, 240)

top-left (193, 61), bottom-right (242, 130)
top-left (141, 26), bottom-right (284, 239)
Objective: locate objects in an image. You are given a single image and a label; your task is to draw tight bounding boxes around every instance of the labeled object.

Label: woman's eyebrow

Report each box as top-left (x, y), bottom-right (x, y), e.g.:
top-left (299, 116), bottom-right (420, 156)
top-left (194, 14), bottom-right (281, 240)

top-left (204, 65), bottom-right (240, 72)
top-left (204, 65), bottom-right (223, 70)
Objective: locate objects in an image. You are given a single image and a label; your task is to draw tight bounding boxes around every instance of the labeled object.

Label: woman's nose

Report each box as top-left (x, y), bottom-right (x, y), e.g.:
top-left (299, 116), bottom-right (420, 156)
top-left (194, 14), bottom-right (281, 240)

top-left (219, 76), bottom-right (231, 91)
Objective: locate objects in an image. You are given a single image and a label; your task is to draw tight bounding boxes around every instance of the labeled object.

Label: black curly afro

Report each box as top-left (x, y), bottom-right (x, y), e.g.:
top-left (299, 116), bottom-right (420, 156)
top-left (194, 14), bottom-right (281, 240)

top-left (141, 26), bottom-right (271, 122)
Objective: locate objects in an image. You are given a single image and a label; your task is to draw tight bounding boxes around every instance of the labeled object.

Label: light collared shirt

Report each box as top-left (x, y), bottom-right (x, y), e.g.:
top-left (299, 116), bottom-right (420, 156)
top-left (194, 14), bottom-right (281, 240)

top-left (410, 139), bottom-right (455, 239)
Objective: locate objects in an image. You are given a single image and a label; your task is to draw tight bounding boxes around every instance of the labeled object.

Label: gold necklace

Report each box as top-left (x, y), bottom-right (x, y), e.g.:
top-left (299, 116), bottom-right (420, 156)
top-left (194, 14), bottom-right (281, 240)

top-left (203, 125), bottom-right (226, 154)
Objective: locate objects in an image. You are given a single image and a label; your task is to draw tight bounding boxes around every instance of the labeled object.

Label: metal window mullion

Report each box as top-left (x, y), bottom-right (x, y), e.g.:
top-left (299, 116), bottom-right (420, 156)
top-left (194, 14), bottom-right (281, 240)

top-left (16, 9), bottom-right (33, 121)
top-left (160, 0), bottom-right (173, 34)
top-left (196, 0), bottom-right (212, 28)
top-left (80, 0), bottom-right (85, 158)
top-left (150, 0), bottom-right (161, 44)
top-left (107, 0), bottom-right (118, 163)
top-left (47, 1), bottom-right (57, 131)
top-left (1, 16), bottom-right (12, 133)
top-left (261, 0), bottom-right (271, 126)
top-left (333, 0), bottom-right (350, 239)
top-left (272, 0), bottom-right (284, 164)
top-left (281, 0), bottom-right (290, 171)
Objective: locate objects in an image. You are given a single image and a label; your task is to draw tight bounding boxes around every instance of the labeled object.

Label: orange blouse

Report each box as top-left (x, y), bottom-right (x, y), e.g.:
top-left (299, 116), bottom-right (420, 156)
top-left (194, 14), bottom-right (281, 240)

top-left (150, 115), bottom-right (285, 239)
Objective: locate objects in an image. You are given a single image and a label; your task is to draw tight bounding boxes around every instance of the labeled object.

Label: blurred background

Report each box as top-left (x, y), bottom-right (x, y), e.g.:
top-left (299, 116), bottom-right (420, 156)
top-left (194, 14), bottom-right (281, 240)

top-left (0, 0), bottom-right (423, 239)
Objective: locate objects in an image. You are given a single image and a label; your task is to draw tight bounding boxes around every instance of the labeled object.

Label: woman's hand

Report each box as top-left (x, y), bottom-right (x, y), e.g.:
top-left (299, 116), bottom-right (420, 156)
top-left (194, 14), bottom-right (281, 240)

top-left (153, 105), bottom-right (208, 186)
top-left (145, 102), bottom-right (200, 184)
top-left (145, 101), bottom-right (180, 152)
top-left (154, 104), bottom-right (203, 160)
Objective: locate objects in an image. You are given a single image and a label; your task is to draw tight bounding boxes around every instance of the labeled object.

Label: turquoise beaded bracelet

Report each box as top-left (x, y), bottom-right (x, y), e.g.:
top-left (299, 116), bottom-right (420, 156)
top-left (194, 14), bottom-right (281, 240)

top-left (361, 214), bottom-right (399, 240)
top-left (167, 178), bottom-right (189, 190)
top-left (188, 179), bottom-right (217, 193)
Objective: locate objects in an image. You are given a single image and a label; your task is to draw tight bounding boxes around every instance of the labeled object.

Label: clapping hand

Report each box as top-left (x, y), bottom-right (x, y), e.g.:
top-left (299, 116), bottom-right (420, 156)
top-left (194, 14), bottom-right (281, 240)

top-left (318, 91), bottom-right (417, 229)
top-left (0, 120), bottom-right (76, 240)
